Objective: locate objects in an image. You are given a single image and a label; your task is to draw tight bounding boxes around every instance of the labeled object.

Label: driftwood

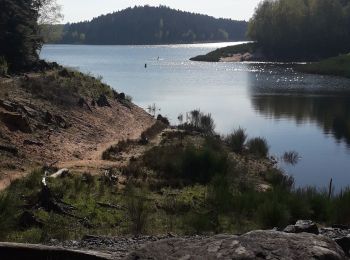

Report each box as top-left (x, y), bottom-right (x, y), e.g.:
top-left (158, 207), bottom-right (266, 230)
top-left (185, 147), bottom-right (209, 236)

top-left (49, 168), bottom-right (70, 179)
top-left (39, 170), bottom-right (91, 228)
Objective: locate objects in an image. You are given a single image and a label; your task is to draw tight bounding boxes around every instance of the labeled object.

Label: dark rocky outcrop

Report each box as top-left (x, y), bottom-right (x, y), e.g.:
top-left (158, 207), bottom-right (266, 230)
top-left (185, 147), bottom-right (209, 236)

top-left (320, 227), bottom-right (350, 256)
top-left (0, 111), bottom-right (32, 133)
top-left (96, 95), bottom-right (111, 107)
top-left (283, 220), bottom-right (350, 257)
top-left (126, 231), bottom-right (346, 260)
top-left (0, 143), bottom-right (18, 155)
top-left (2, 228), bottom-right (349, 259)
top-left (284, 220), bottom-right (319, 235)
top-left (23, 139), bottom-right (44, 146)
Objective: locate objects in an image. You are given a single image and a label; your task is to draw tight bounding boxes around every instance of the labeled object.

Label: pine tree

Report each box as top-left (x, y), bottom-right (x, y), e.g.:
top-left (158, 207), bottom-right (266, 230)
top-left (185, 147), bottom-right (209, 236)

top-left (0, 0), bottom-right (43, 72)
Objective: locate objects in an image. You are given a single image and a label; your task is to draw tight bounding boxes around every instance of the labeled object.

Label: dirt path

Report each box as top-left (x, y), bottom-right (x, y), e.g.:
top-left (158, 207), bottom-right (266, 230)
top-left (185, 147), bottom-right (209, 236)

top-left (57, 128), bottom-right (167, 176)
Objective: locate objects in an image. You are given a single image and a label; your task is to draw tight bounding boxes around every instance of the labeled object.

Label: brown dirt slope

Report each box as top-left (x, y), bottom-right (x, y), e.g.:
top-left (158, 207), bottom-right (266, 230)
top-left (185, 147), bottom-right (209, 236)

top-left (0, 70), bottom-right (155, 190)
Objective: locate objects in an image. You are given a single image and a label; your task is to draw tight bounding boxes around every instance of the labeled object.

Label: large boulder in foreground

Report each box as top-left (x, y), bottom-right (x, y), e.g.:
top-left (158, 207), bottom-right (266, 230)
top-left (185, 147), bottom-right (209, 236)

top-left (126, 231), bottom-right (346, 260)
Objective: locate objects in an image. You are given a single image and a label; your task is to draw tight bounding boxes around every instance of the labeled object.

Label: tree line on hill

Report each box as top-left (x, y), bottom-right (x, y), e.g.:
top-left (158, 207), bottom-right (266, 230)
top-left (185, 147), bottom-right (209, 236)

top-left (58, 6), bottom-right (248, 45)
top-left (247, 0), bottom-right (350, 60)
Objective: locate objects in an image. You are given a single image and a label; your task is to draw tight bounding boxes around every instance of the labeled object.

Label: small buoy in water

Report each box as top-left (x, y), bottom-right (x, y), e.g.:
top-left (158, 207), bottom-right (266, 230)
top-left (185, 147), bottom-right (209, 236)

top-left (145, 63), bottom-right (147, 68)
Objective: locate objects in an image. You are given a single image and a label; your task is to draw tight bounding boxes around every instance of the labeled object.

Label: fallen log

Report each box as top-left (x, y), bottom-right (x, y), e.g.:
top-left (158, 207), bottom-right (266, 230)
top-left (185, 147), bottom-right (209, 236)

top-left (97, 202), bottom-right (125, 210)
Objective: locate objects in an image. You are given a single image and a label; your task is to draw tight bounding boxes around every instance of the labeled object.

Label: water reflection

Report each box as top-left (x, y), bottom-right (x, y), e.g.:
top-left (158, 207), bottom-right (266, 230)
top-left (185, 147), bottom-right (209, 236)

top-left (252, 94), bottom-right (350, 147)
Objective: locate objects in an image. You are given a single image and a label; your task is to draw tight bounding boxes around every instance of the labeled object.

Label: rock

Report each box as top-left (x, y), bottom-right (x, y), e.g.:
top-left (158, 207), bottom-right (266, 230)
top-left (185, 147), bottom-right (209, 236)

top-left (335, 236), bottom-right (350, 256)
top-left (118, 93), bottom-right (126, 100)
top-left (0, 100), bottom-right (16, 112)
top-left (284, 220), bottom-right (319, 235)
top-left (23, 139), bottom-right (44, 146)
top-left (0, 143), bottom-right (18, 155)
top-left (78, 97), bottom-right (85, 107)
top-left (44, 111), bottom-right (53, 124)
top-left (54, 115), bottom-right (70, 129)
top-left (78, 97), bottom-right (93, 112)
top-left (321, 227), bottom-right (350, 256)
top-left (126, 231), bottom-right (346, 260)
top-left (0, 111), bottom-right (32, 133)
top-left (96, 94), bottom-right (111, 107)
top-left (19, 105), bottom-right (38, 118)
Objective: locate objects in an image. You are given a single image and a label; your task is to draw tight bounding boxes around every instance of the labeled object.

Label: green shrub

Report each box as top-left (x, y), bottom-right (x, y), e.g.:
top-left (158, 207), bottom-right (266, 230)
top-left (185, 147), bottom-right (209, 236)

top-left (125, 184), bottom-right (151, 235)
top-left (207, 174), bottom-right (233, 213)
top-left (0, 193), bottom-right (19, 239)
top-left (125, 95), bottom-right (133, 102)
top-left (0, 57), bottom-right (8, 76)
top-left (333, 188), bottom-right (350, 224)
top-left (179, 110), bottom-right (215, 135)
top-left (226, 128), bottom-right (247, 154)
top-left (247, 137), bottom-right (269, 158)
top-left (264, 169), bottom-right (294, 189)
top-left (102, 140), bottom-right (133, 160)
top-left (143, 142), bottom-right (228, 185)
top-left (256, 198), bottom-right (290, 229)
top-left (182, 211), bottom-right (213, 234)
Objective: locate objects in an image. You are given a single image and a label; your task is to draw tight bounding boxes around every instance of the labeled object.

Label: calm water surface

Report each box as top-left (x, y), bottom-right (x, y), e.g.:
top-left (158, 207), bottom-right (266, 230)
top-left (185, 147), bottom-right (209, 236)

top-left (41, 43), bottom-right (350, 190)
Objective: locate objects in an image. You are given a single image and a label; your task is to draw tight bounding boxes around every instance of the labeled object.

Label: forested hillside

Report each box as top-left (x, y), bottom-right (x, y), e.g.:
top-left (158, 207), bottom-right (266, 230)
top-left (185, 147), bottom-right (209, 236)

top-left (247, 0), bottom-right (350, 59)
top-left (58, 6), bottom-right (248, 44)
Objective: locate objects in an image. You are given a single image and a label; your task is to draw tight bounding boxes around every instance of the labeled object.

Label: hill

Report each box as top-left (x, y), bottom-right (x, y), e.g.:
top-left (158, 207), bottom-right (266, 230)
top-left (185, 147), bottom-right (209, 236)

top-left (58, 6), bottom-right (248, 45)
top-left (0, 68), bottom-right (155, 190)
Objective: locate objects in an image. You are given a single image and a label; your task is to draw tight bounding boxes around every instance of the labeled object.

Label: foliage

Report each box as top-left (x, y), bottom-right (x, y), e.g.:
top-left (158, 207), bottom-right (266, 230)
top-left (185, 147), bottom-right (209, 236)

top-left (125, 183), bottom-right (151, 235)
top-left (58, 6), bottom-right (248, 44)
top-left (143, 141), bottom-right (229, 185)
top-left (0, 0), bottom-right (43, 71)
top-left (246, 137), bottom-right (269, 158)
top-left (178, 110), bottom-right (215, 135)
top-left (38, 0), bottom-right (63, 25)
top-left (248, 0), bottom-right (350, 60)
top-left (23, 68), bottom-right (113, 105)
top-left (296, 53), bottom-right (350, 78)
top-left (0, 57), bottom-right (8, 76)
top-left (102, 140), bottom-right (131, 160)
top-left (226, 128), bottom-right (247, 154)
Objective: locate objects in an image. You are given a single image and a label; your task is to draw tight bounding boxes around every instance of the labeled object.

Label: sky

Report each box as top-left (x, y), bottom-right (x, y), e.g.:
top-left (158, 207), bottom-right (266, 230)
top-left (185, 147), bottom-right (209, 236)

top-left (58, 0), bottom-right (262, 23)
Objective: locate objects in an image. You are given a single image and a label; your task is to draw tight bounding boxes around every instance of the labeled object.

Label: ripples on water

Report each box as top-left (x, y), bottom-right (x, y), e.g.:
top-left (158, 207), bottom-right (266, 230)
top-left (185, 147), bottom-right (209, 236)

top-left (41, 43), bottom-right (350, 190)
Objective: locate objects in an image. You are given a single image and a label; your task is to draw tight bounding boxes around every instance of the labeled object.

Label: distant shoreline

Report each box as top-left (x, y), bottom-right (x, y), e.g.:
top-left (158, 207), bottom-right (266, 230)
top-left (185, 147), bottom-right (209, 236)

top-left (44, 41), bottom-right (249, 47)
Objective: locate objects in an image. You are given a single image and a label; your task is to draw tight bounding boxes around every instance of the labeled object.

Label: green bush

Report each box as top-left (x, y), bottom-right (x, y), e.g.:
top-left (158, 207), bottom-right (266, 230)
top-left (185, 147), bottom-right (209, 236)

top-left (264, 169), bottom-right (294, 189)
top-left (226, 128), bottom-right (247, 154)
top-left (0, 57), bottom-right (8, 76)
top-left (143, 142), bottom-right (229, 185)
top-left (0, 193), bottom-right (19, 239)
top-left (207, 174), bottom-right (233, 213)
top-left (182, 211), bottom-right (214, 234)
top-left (179, 110), bottom-right (215, 135)
top-left (333, 188), bottom-right (350, 224)
top-left (257, 199), bottom-right (290, 229)
top-left (247, 137), bottom-right (269, 158)
top-left (125, 184), bottom-right (151, 235)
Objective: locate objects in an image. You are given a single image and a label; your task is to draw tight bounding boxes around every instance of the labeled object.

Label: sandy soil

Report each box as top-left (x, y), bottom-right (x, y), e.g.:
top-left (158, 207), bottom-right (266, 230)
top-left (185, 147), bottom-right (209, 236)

top-left (0, 73), bottom-right (156, 190)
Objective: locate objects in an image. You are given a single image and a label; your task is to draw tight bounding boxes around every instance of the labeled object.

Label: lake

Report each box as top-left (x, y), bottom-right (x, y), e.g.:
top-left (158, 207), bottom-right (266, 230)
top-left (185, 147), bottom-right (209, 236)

top-left (41, 43), bottom-right (350, 190)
